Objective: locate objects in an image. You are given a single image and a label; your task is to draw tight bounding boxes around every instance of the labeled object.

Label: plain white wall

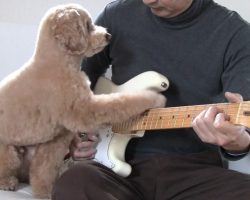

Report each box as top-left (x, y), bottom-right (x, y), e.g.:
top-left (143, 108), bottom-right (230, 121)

top-left (0, 0), bottom-right (250, 80)
top-left (0, 0), bottom-right (112, 80)
top-left (0, 0), bottom-right (250, 173)
top-left (0, 0), bottom-right (110, 24)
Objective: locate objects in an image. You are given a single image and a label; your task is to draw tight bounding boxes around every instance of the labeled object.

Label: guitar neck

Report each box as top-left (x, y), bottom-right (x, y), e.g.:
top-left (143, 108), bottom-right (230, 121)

top-left (112, 101), bottom-right (250, 133)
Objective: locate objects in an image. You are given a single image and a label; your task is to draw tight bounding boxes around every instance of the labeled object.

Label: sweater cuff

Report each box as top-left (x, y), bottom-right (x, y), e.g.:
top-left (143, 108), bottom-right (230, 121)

top-left (220, 147), bottom-right (249, 161)
top-left (220, 129), bottom-right (250, 161)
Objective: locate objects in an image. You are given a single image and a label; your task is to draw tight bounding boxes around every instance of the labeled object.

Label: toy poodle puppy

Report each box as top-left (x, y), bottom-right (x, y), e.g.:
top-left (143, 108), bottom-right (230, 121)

top-left (0, 4), bottom-right (166, 199)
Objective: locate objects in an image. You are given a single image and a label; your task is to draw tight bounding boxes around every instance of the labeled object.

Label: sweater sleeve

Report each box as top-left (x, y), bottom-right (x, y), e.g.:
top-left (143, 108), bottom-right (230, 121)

top-left (221, 23), bottom-right (250, 100)
top-left (219, 20), bottom-right (250, 160)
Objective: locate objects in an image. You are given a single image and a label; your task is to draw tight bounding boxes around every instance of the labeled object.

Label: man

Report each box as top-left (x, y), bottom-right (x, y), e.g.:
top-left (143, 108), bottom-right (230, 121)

top-left (52, 0), bottom-right (250, 199)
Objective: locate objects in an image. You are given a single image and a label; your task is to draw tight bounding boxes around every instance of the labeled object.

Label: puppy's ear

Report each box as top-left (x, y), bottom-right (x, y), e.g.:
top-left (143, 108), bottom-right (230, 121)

top-left (51, 8), bottom-right (88, 54)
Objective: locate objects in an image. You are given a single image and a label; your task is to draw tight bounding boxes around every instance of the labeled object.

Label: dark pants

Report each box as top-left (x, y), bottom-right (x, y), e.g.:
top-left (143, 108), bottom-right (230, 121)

top-left (52, 152), bottom-right (250, 200)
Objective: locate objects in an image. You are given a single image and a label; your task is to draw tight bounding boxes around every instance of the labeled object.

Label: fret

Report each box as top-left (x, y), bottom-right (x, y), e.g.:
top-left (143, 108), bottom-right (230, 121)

top-left (236, 102), bottom-right (242, 124)
top-left (144, 113), bottom-right (149, 130)
top-left (174, 107), bottom-right (178, 128)
top-left (155, 110), bottom-right (160, 129)
top-left (160, 114), bottom-right (164, 129)
top-left (173, 110), bottom-right (177, 128)
top-left (149, 111), bottom-right (153, 130)
top-left (181, 111), bottom-right (185, 128)
top-left (185, 112), bottom-right (192, 127)
top-left (166, 112), bottom-right (171, 128)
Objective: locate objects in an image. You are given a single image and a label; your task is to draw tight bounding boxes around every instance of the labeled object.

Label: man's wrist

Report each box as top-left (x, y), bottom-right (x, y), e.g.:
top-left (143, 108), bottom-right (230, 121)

top-left (220, 129), bottom-right (250, 161)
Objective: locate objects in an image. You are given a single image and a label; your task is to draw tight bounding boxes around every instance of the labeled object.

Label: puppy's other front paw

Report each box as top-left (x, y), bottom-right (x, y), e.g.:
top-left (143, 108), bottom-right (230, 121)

top-left (34, 192), bottom-right (51, 199)
top-left (0, 176), bottom-right (18, 191)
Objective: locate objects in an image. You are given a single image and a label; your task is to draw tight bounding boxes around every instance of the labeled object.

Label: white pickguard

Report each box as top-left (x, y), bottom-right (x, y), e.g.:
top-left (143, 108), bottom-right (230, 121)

top-left (94, 71), bottom-right (169, 177)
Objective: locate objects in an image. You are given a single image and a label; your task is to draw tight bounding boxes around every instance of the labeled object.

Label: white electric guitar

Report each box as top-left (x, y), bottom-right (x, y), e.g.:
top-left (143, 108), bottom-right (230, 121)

top-left (94, 71), bottom-right (250, 177)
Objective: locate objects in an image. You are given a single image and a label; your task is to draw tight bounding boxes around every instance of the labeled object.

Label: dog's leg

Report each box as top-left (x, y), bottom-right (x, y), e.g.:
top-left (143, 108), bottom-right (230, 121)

top-left (92, 91), bottom-right (166, 124)
top-left (65, 90), bottom-right (166, 131)
top-left (29, 130), bottom-right (74, 199)
top-left (0, 145), bottom-right (21, 191)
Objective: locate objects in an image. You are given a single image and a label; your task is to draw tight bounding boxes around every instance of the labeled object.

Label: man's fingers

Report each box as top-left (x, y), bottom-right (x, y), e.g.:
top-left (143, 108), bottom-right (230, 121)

top-left (75, 141), bottom-right (96, 149)
top-left (73, 148), bottom-right (97, 160)
top-left (225, 92), bottom-right (243, 103)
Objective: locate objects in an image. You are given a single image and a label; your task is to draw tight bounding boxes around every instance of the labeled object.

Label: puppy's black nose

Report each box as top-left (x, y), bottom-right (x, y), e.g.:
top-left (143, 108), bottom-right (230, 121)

top-left (105, 33), bottom-right (112, 42)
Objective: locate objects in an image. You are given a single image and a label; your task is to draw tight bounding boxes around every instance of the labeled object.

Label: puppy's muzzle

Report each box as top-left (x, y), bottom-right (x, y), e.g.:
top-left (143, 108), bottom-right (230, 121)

top-left (106, 33), bottom-right (112, 42)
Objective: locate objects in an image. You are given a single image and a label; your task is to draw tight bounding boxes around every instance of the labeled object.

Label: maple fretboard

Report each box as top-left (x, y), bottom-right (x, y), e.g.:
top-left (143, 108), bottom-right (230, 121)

top-left (112, 101), bottom-right (250, 133)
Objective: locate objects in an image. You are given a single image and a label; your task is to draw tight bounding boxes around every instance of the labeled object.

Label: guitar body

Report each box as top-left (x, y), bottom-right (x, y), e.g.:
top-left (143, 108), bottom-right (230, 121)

top-left (94, 71), bottom-right (250, 177)
top-left (94, 71), bottom-right (169, 177)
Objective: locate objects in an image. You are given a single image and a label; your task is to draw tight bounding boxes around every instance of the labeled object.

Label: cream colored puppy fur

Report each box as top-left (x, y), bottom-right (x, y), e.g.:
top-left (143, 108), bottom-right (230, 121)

top-left (0, 4), bottom-right (166, 199)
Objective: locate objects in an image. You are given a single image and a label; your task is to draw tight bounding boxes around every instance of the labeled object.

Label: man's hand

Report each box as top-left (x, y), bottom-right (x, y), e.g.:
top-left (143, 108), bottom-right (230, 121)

top-left (192, 92), bottom-right (250, 153)
top-left (70, 132), bottom-right (99, 160)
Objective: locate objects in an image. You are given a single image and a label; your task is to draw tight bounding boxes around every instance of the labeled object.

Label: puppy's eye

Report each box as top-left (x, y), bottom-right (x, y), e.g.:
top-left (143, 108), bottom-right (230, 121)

top-left (86, 21), bottom-right (92, 32)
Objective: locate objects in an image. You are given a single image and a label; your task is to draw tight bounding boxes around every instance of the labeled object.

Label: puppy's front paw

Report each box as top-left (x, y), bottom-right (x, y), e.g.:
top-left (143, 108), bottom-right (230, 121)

top-left (143, 90), bottom-right (166, 108)
top-left (153, 93), bottom-right (166, 108)
top-left (0, 176), bottom-right (18, 191)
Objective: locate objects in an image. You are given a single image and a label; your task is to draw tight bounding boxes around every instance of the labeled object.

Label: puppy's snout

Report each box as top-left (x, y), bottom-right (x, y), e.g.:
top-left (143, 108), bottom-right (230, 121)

top-left (105, 33), bottom-right (112, 42)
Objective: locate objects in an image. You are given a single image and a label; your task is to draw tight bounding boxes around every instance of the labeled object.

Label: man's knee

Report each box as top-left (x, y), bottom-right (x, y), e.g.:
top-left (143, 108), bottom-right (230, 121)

top-left (52, 162), bottom-right (102, 200)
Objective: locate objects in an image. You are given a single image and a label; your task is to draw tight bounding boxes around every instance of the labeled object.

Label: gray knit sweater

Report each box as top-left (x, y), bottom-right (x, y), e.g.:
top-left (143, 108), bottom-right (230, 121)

top-left (82, 0), bottom-right (250, 159)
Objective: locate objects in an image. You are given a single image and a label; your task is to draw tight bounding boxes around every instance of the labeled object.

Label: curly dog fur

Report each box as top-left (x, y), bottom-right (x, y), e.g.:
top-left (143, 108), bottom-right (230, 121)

top-left (0, 4), bottom-right (166, 198)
